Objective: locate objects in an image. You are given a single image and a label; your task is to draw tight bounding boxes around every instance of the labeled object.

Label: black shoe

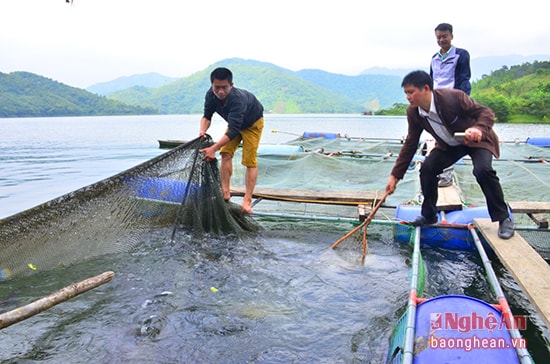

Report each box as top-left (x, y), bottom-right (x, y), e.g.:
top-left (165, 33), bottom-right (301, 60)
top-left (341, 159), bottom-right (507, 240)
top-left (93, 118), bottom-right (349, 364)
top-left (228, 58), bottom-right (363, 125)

top-left (410, 215), bottom-right (438, 226)
top-left (438, 178), bottom-right (453, 187)
top-left (437, 168), bottom-right (453, 187)
top-left (498, 217), bottom-right (515, 239)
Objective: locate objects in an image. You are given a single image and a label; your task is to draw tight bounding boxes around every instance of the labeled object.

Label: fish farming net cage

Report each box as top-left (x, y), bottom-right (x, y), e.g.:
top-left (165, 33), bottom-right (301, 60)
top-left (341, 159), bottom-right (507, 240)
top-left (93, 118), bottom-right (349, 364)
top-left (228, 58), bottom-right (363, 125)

top-left (450, 142), bottom-right (550, 258)
top-left (229, 136), bottom-right (550, 252)
top-left (0, 136), bottom-right (259, 280)
top-left (517, 230), bottom-right (550, 261)
top-left (229, 136), bottom-right (420, 219)
top-left (452, 143), bottom-right (550, 205)
top-left (230, 135), bottom-right (550, 211)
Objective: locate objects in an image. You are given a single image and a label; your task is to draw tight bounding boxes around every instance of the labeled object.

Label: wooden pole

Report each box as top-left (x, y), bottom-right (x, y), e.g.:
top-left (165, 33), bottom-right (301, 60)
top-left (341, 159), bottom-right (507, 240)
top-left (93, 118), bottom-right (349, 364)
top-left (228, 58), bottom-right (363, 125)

top-left (330, 219), bottom-right (368, 249)
top-left (361, 222), bottom-right (368, 263)
top-left (0, 271), bottom-right (115, 330)
top-left (331, 191), bottom-right (390, 252)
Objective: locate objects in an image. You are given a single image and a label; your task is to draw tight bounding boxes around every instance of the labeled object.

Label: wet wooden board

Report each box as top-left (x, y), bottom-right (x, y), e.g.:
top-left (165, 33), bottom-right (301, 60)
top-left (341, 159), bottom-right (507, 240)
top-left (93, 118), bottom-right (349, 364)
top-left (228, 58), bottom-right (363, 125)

top-left (526, 213), bottom-right (549, 228)
top-left (230, 186), bottom-right (379, 205)
top-left (509, 201), bottom-right (550, 228)
top-left (508, 201), bottom-right (550, 213)
top-left (474, 218), bottom-right (550, 328)
top-left (436, 184), bottom-right (463, 211)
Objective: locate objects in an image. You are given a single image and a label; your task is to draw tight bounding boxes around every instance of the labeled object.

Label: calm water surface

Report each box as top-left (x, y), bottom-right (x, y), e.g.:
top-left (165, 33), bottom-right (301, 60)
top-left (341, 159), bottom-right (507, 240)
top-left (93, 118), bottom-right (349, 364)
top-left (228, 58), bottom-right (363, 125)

top-left (1, 114), bottom-right (548, 219)
top-left (1, 115), bottom-right (549, 363)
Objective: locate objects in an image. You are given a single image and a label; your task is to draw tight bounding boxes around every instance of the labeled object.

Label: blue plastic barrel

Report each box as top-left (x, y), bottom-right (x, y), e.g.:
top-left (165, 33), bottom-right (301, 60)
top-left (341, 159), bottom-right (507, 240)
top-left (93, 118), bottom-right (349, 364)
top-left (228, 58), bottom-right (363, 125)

top-left (134, 177), bottom-right (198, 203)
top-left (414, 295), bottom-right (521, 363)
top-left (302, 131), bottom-right (340, 139)
top-left (394, 205), bottom-right (491, 250)
top-left (526, 136), bottom-right (550, 147)
top-left (257, 144), bottom-right (304, 156)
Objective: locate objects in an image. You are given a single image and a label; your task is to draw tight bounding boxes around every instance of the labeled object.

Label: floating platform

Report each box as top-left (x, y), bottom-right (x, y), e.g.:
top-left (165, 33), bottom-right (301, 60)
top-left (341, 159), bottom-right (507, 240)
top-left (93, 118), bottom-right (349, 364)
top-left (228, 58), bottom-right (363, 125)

top-left (509, 201), bottom-right (550, 228)
top-left (474, 218), bottom-right (550, 329)
top-left (436, 184), bottom-right (463, 211)
top-left (230, 186), bottom-right (379, 206)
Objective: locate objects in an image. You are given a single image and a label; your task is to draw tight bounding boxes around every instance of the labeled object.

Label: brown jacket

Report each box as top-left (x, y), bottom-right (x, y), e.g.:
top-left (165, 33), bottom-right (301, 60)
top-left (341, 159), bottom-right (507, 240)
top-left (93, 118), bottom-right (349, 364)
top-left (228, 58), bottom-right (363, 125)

top-left (391, 89), bottom-right (500, 180)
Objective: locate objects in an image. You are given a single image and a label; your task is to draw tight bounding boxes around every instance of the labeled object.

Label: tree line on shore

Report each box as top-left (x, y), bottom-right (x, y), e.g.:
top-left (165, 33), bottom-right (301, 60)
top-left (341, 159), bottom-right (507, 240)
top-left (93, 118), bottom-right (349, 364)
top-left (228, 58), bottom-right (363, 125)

top-left (377, 60), bottom-right (550, 123)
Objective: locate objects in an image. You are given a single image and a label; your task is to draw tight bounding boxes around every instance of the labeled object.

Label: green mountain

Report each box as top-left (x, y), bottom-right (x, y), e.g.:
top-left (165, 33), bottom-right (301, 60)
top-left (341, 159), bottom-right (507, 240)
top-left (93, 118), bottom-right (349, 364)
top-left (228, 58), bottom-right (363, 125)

top-left (295, 69), bottom-right (401, 111)
top-left (86, 72), bottom-right (179, 95)
top-left (3, 58), bottom-right (548, 120)
top-left (471, 60), bottom-right (550, 122)
top-left (108, 58), bottom-right (403, 114)
top-left (0, 71), bottom-right (158, 118)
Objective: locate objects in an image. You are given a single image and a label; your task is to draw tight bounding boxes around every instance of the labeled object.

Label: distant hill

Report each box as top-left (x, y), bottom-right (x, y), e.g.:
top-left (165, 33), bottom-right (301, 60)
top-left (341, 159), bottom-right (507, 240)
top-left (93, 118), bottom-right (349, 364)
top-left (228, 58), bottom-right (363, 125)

top-left (108, 58), bottom-right (403, 113)
top-left (86, 72), bottom-right (179, 95)
top-left (472, 54), bottom-right (550, 80)
top-left (4, 55), bottom-right (549, 118)
top-left (295, 69), bottom-right (401, 111)
top-left (361, 54), bottom-right (550, 81)
top-left (377, 60), bottom-right (550, 122)
top-left (471, 60), bottom-right (550, 122)
top-left (0, 72), bottom-right (158, 118)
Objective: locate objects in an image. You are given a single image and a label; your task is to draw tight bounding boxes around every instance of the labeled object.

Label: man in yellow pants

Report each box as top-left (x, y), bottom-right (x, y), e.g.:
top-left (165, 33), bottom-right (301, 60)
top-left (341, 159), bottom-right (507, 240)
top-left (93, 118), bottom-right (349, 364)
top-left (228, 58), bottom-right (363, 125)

top-left (199, 67), bottom-right (264, 213)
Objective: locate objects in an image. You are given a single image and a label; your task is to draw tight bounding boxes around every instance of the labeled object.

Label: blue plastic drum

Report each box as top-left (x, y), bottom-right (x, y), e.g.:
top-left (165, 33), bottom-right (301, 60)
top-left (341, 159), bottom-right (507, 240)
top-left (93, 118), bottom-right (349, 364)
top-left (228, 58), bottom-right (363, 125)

top-left (414, 295), bottom-right (521, 363)
top-left (302, 131), bottom-right (340, 139)
top-left (257, 144), bottom-right (304, 156)
top-left (394, 205), bottom-right (491, 250)
top-left (526, 136), bottom-right (550, 147)
top-left (134, 177), bottom-right (198, 203)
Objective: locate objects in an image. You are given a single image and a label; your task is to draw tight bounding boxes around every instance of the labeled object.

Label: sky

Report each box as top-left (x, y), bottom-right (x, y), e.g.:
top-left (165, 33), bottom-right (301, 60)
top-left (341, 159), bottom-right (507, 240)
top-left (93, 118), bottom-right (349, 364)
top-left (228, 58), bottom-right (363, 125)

top-left (1, 0), bottom-right (549, 89)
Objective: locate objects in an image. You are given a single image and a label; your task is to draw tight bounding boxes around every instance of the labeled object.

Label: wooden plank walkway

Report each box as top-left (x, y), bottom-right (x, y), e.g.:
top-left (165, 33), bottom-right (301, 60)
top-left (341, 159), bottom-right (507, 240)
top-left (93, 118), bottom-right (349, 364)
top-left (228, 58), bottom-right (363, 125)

top-left (509, 201), bottom-right (550, 228)
top-left (474, 218), bottom-right (550, 328)
top-left (436, 184), bottom-right (463, 211)
top-left (230, 184), bottom-right (463, 210)
top-left (230, 186), bottom-right (380, 206)
top-left (508, 201), bottom-right (550, 213)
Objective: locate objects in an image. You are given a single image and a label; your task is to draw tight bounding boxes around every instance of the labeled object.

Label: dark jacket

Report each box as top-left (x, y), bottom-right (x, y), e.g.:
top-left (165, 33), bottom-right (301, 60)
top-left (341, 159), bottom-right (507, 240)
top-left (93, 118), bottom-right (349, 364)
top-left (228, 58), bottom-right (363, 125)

top-left (203, 87), bottom-right (264, 140)
top-left (430, 47), bottom-right (471, 95)
top-left (391, 89), bottom-right (499, 180)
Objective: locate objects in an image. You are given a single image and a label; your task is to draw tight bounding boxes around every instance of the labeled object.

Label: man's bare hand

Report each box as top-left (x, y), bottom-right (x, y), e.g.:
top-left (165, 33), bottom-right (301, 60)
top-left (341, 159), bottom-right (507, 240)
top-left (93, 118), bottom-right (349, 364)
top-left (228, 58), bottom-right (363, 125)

top-left (386, 175), bottom-right (398, 195)
top-left (199, 146), bottom-right (217, 162)
top-left (464, 127), bottom-right (482, 143)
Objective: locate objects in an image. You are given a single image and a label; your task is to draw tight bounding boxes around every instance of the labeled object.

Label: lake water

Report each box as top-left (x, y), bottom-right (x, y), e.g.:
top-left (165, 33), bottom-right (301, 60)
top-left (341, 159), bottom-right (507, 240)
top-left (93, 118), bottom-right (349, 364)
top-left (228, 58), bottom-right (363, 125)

top-left (2, 114), bottom-right (548, 219)
top-left (1, 115), bottom-right (549, 363)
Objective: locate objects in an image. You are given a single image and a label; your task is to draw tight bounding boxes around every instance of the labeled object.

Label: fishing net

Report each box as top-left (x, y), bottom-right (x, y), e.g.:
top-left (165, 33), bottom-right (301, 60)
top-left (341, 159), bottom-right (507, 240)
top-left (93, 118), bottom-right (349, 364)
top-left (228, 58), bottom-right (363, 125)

top-left (0, 136), bottom-right (259, 280)
top-left (517, 230), bottom-right (550, 261)
top-left (229, 135), bottom-right (420, 221)
top-left (448, 142), bottom-right (550, 256)
top-left (231, 134), bottom-right (550, 255)
top-left (452, 142), bottom-right (550, 206)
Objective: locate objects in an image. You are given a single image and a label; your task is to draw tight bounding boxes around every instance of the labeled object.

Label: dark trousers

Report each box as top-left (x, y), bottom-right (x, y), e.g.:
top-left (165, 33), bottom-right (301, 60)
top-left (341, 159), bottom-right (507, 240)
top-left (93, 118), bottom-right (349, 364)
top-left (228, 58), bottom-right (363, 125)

top-left (420, 145), bottom-right (509, 222)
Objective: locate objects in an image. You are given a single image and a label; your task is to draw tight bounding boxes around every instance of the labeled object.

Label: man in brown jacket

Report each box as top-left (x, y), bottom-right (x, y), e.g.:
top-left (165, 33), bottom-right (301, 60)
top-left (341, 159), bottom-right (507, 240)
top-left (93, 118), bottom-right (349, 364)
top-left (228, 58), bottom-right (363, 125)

top-left (385, 70), bottom-right (514, 239)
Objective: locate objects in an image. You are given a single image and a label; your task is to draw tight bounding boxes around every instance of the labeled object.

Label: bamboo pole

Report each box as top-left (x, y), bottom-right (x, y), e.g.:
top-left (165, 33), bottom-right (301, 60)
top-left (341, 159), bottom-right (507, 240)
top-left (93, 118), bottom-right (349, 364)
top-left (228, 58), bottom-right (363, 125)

top-left (331, 191), bottom-right (390, 252)
top-left (330, 218), bottom-right (368, 249)
top-left (0, 271), bottom-right (115, 330)
top-left (361, 221), bottom-right (368, 263)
